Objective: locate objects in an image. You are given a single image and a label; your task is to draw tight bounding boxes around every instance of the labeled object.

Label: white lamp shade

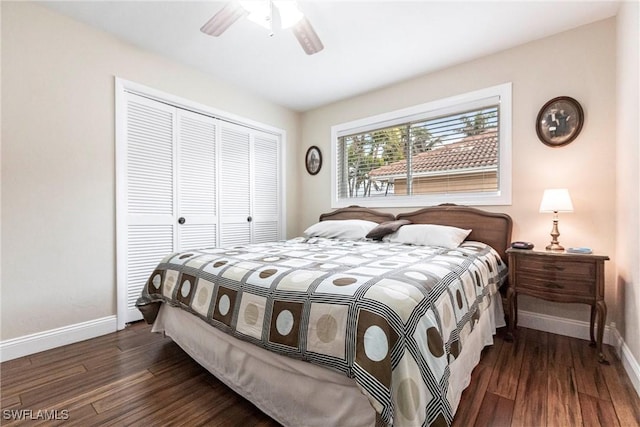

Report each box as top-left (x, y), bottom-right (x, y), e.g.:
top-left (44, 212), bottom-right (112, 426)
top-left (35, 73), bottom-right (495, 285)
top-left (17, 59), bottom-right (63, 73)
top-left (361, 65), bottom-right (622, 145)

top-left (539, 188), bottom-right (574, 212)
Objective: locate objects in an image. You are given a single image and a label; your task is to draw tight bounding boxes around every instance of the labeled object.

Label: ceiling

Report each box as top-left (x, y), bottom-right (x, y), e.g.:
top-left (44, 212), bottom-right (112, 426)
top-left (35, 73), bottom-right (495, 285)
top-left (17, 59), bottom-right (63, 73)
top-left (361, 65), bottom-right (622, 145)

top-left (40, 1), bottom-right (620, 112)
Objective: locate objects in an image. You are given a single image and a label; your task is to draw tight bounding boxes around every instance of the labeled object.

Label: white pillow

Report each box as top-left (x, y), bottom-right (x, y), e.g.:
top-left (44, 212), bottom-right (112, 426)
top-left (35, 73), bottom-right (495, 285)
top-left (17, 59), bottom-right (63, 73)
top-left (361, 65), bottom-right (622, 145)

top-left (383, 224), bottom-right (471, 249)
top-left (303, 219), bottom-right (379, 240)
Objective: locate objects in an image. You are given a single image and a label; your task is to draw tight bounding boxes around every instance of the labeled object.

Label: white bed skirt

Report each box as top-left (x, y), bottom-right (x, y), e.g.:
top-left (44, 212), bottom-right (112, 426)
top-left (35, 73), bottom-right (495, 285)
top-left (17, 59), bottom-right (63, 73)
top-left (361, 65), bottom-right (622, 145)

top-left (151, 293), bottom-right (505, 426)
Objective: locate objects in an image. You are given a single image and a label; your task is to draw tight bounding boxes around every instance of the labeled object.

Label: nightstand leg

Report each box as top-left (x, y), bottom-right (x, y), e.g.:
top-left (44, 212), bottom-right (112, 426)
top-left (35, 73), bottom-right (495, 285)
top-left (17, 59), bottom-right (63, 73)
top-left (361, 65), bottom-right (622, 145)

top-left (506, 287), bottom-right (516, 342)
top-left (595, 300), bottom-right (609, 364)
top-left (589, 304), bottom-right (596, 345)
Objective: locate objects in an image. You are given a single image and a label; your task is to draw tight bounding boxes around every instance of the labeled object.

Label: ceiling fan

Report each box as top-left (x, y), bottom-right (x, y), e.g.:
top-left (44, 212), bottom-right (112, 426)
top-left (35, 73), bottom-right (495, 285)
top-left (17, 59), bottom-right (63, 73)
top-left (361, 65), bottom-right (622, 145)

top-left (200, 1), bottom-right (324, 55)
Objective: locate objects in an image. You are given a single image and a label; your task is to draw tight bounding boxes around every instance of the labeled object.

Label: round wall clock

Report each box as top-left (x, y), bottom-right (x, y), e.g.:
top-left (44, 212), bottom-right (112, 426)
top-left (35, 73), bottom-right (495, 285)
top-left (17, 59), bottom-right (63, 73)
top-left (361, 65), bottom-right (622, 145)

top-left (536, 96), bottom-right (584, 147)
top-left (305, 146), bottom-right (322, 175)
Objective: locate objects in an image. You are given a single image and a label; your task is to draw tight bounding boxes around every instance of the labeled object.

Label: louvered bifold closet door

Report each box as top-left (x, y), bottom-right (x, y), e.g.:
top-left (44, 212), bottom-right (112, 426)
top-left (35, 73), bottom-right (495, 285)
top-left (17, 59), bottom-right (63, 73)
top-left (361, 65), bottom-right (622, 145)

top-left (176, 110), bottom-right (218, 251)
top-left (219, 122), bottom-right (252, 246)
top-left (252, 132), bottom-right (281, 243)
top-left (124, 94), bottom-right (176, 323)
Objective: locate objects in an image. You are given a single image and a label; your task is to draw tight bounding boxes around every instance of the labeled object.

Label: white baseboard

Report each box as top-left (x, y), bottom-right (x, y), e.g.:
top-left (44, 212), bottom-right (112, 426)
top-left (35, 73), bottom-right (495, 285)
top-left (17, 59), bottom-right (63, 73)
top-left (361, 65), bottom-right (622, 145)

top-left (517, 309), bottom-right (615, 344)
top-left (519, 309), bottom-right (640, 398)
top-left (613, 328), bottom-right (640, 399)
top-left (0, 316), bottom-right (117, 362)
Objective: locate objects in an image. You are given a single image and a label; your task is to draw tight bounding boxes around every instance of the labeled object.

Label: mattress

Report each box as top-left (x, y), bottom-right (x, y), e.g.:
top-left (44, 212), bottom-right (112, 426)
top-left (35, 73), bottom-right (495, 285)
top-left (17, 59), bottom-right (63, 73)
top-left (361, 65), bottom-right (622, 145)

top-left (152, 292), bottom-right (504, 427)
top-left (137, 237), bottom-right (507, 426)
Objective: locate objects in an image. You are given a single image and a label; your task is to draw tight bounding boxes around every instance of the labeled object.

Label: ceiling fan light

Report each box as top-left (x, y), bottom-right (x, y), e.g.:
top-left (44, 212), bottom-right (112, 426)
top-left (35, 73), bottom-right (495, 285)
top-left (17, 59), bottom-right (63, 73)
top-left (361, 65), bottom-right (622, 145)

top-left (239, 1), bottom-right (266, 15)
top-left (275, 1), bottom-right (304, 29)
top-left (246, 12), bottom-right (272, 29)
top-left (240, 1), bottom-right (272, 30)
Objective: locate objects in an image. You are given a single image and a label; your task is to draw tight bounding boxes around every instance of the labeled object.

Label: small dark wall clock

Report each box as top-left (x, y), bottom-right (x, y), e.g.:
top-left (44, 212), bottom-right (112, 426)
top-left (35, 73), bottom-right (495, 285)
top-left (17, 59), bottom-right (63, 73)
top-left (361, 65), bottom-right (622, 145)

top-left (305, 146), bottom-right (322, 175)
top-left (536, 96), bottom-right (584, 147)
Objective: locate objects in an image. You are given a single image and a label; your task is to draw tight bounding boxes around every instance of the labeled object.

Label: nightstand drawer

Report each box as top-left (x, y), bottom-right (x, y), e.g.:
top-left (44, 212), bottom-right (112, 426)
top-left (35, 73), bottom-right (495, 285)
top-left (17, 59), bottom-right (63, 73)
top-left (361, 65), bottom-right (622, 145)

top-left (516, 273), bottom-right (595, 296)
top-left (518, 257), bottom-right (594, 279)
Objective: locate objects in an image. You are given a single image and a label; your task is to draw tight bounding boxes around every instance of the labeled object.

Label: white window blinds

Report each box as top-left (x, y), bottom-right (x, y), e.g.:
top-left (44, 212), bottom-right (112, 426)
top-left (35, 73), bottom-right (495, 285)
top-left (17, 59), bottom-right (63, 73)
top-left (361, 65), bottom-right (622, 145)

top-left (337, 105), bottom-right (498, 198)
top-left (332, 83), bottom-right (512, 207)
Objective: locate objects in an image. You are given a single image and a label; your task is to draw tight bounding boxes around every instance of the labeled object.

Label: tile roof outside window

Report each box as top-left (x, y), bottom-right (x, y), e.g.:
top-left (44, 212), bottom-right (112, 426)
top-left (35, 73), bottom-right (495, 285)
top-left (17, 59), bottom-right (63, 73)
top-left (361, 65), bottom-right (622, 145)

top-left (368, 130), bottom-right (498, 179)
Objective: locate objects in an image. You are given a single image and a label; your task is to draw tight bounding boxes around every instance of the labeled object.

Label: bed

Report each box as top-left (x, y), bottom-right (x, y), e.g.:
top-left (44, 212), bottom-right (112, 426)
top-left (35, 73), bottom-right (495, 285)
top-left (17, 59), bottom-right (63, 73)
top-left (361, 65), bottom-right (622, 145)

top-left (137, 204), bottom-right (512, 427)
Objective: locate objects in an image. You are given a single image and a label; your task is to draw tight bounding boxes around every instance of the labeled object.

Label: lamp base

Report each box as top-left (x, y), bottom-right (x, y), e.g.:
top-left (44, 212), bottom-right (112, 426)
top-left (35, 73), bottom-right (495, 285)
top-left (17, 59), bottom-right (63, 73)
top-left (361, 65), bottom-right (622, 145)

top-left (545, 242), bottom-right (565, 252)
top-left (546, 216), bottom-right (564, 252)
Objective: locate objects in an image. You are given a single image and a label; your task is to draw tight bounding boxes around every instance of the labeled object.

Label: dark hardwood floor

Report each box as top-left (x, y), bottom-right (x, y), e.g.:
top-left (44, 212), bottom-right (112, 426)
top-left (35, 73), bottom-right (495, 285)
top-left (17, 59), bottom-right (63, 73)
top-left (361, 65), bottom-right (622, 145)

top-left (1, 322), bottom-right (639, 426)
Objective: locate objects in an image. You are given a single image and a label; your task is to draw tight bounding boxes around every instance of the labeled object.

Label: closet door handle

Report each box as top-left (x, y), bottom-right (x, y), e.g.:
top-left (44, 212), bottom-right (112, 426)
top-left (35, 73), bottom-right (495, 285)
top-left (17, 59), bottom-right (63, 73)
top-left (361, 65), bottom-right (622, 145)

top-left (247, 216), bottom-right (253, 223)
top-left (178, 217), bottom-right (186, 225)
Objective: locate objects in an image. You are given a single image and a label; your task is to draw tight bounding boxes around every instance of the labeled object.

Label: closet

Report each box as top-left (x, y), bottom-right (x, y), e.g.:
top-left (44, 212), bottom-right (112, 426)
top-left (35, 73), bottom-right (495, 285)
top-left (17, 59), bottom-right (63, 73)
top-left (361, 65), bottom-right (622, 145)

top-left (117, 89), bottom-right (283, 324)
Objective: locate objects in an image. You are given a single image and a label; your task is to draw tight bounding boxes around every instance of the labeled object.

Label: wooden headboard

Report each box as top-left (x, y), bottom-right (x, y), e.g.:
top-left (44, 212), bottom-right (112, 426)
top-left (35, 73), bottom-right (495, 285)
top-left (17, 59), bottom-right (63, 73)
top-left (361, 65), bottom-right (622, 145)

top-left (396, 204), bottom-right (513, 264)
top-left (318, 204), bottom-right (512, 263)
top-left (319, 205), bottom-right (395, 223)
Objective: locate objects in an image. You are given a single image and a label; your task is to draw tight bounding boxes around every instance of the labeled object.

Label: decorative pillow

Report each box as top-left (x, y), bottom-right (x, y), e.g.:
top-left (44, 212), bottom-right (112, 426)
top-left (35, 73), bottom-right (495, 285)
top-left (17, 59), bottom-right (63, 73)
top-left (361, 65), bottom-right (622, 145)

top-left (303, 219), bottom-right (379, 240)
top-left (383, 224), bottom-right (472, 249)
top-left (365, 219), bottom-right (412, 240)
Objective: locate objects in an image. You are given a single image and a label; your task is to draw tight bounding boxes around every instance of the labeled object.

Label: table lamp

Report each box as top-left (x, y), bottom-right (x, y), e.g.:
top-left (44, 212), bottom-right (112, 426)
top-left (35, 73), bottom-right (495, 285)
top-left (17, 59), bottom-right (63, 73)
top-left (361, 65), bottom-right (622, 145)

top-left (539, 188), bottom-right (574, 251)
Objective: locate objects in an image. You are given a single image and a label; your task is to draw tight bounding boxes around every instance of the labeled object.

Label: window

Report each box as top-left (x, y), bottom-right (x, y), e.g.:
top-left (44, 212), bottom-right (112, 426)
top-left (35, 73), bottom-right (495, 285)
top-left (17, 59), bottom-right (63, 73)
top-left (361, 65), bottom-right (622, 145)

top-left (331, 83), bottom-right (512, 208)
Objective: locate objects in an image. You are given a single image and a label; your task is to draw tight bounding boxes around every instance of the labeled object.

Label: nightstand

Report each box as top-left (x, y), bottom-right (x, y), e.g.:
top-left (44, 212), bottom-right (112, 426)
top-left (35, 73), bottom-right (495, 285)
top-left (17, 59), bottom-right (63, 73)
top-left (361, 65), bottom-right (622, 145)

top-left (506, 248), bottom-right (610, 364)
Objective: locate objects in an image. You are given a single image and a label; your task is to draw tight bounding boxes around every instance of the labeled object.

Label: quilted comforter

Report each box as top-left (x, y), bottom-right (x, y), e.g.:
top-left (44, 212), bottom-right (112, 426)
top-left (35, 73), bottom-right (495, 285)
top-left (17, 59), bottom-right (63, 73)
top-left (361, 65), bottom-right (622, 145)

top-left (136, 237), bottom-right (507, 426)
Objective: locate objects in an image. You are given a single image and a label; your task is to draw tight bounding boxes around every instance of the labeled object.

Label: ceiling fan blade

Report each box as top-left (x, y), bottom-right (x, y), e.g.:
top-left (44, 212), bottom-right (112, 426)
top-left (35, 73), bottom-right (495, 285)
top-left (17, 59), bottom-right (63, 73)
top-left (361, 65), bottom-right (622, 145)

top-left (292, 17), bottom-right (324, 55)
top-left (200, 2), bottom-right (247, 37)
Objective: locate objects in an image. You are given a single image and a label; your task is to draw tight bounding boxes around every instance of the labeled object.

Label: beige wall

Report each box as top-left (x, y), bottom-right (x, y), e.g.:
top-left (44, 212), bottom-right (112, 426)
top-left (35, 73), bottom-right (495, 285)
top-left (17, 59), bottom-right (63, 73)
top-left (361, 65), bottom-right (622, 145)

top-left (616, 1), bottom-right (640, 369)
top-left (300, 19), bottom-right (617, 326)
top-left (0, 2), bottom-right (300, 340)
